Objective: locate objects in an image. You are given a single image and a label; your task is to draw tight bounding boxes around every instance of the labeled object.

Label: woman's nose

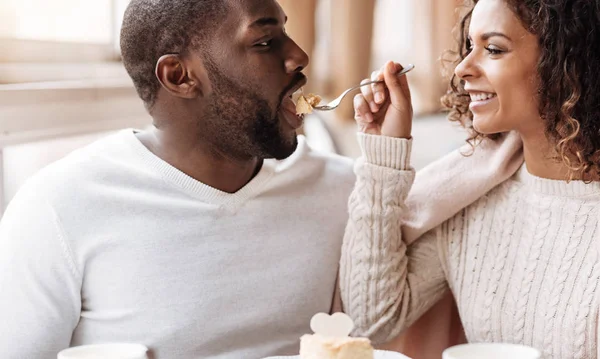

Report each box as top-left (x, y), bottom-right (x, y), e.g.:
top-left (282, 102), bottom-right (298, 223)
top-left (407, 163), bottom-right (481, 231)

top-left (455, 52), bottom-right (476, 80)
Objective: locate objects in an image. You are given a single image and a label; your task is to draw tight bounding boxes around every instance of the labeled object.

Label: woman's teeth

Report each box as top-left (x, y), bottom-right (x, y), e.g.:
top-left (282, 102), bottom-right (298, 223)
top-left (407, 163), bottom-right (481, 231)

top-left (470, 93), bottom-right (497, 102)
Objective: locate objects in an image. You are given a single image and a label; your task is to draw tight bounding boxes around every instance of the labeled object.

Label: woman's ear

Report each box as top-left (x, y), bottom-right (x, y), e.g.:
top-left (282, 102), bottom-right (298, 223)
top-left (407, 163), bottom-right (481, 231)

top-left (155, 54), bottom-right (204, 99)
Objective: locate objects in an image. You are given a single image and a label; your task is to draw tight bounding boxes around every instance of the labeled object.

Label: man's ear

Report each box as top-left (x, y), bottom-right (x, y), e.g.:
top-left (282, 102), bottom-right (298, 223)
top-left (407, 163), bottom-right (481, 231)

top-left (155, 54), bottom-right (205, 99)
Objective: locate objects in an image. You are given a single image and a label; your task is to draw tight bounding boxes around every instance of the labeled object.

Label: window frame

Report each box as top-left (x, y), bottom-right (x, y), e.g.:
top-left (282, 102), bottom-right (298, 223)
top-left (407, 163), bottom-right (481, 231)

top-left (0, 38), bottom-right (120, 63)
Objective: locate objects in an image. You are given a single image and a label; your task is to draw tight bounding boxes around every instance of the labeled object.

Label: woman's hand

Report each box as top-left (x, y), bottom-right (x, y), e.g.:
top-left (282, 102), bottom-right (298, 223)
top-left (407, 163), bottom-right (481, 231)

top-left (353, 61), bottom-right (413, 139)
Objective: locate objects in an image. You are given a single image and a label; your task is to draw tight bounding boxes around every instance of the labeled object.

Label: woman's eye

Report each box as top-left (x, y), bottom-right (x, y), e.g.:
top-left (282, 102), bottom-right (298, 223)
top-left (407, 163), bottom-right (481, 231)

top-left (465, 39), bottom-right (473, 53)
top-left (485, 46), bottom-right (504, 55)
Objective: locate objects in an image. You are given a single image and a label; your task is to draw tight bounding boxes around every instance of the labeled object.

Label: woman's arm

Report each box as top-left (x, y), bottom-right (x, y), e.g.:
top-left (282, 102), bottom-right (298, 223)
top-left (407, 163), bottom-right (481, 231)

top-left (340, 61), bottom-right (523, 343)
top-left (340, 133), bottom-right (449, 343)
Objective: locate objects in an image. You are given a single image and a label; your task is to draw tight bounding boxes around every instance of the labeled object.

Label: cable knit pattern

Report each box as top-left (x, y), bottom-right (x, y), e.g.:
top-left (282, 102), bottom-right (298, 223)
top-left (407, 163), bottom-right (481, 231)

top-left (482, 183), bottom-right (520, 343)
top-left (543, 203), bottom-right (588, 357)
top-left (340, 134), bottom-right (600, 358)
top-left (573, 251), bottom-right (600, 359)
top-left (341, 141), bottom-right (448, 344)
top-left (513, 195), bottom-right (551, 345)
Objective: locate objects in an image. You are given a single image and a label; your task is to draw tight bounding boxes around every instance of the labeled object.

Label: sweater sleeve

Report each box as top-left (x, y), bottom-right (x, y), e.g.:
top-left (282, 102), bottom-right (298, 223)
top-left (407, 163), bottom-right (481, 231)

top-left (340, 131), bottom-right (524, 343)
top-left (0, 186), bottom-right (82, 358)
top-left (340, 134), bottom-right (448, 344)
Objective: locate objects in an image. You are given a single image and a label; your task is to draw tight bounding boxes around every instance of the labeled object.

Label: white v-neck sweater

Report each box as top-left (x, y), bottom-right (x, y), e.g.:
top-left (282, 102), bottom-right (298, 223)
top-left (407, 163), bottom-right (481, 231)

top-left (0, 130), bottom-right (355, 359)
top-left (341, 133), bottom-right (600, 359)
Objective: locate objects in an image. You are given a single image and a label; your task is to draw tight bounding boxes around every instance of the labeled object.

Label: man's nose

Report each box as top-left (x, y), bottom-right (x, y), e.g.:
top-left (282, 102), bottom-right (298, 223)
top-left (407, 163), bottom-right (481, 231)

top-left (284, 39), bottom-right (309, 73)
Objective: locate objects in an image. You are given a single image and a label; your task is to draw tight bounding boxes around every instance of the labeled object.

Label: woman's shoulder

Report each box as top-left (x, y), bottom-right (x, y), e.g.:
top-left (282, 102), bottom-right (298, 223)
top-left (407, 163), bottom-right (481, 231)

top-left (438, 178), bottom-right (524, 239)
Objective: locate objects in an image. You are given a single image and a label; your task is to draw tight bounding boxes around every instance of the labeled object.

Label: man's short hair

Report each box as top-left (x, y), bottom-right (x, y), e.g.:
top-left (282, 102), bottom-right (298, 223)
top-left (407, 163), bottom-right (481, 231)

top-left (120, 0), bottom-right (229, 109)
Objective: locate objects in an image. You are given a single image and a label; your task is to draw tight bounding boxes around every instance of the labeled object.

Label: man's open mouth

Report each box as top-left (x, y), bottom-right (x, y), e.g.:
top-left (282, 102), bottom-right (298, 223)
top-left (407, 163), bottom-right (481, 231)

top-left (279, 76), bottom-right (307, 115)
top-left (279, 77), bottom-right (308, 130)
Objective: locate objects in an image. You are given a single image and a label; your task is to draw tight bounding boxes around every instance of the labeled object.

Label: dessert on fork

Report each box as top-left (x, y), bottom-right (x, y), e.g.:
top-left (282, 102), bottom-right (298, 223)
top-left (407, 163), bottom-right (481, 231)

top-left (293, 90), bottom-right (322, 115)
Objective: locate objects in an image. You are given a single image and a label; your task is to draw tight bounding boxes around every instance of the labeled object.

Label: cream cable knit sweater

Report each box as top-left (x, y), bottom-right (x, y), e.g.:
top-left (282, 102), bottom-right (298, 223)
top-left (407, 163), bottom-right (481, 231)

top-left (341, 133), bottom-right (600, 359)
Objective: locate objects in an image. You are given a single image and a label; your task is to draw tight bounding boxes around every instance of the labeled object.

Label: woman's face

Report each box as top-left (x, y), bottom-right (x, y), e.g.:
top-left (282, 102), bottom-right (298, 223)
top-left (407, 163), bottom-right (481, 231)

top-left (455, 0), bottom-right (541, 135)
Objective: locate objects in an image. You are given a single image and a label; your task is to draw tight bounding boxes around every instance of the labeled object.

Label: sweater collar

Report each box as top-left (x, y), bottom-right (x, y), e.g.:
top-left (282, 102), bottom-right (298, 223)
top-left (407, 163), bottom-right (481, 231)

top-left (123, 130), bottom-right (307, 209)
top-left (514, 164), bottom-right (600, 198)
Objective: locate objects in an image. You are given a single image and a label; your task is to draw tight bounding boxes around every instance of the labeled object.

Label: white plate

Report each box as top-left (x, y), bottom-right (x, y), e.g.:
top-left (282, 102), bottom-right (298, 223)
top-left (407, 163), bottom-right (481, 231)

top-left (57, 343), bottom-right (149, 359)
top-left (263, 350), bottom-right (411, 359)
top-left (443, 343), bottom-right (541, 359)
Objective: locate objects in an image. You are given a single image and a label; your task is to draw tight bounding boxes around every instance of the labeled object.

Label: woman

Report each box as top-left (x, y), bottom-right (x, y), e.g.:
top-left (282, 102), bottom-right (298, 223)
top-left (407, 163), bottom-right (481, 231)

top-left (341, 0), bottom-right (600, 358)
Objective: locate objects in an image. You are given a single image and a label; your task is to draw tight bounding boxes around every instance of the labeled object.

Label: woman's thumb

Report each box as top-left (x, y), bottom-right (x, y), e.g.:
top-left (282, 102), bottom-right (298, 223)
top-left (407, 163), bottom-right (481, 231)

top-left (383, 61), bottom-right (411, 109)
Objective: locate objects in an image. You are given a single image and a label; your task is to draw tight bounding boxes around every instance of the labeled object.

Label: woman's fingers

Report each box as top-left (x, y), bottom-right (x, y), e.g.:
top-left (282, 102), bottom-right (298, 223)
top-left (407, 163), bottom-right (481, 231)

top-left (380, 61), bottom-right (413, 138)
top-left (353, 93), bottom-right (374, 125)
top-left (383, 61), bottom-right (412, 112)
top-left (371, 70), bottom-right (386, 105)
top-left (359, 77), bottom-right (378, 113)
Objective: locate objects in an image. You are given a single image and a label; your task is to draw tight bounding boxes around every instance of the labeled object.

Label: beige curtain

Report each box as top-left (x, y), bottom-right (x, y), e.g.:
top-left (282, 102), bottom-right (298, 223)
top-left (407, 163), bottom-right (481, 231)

top-left (278, 0), bottom-right (376, 121)
top-left (278, 2), bottom-right (467, 355)
top-left (279, 0), bottom-right (462, 119)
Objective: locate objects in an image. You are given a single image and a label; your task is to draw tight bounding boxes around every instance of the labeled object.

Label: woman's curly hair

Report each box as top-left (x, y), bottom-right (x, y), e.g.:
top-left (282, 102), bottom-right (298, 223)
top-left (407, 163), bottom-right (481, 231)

top-left (442, 0), bottom-right (600, 180)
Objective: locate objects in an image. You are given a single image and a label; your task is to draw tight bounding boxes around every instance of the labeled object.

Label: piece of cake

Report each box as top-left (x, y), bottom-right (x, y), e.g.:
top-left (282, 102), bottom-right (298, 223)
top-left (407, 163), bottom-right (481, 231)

top-left (295, 93), bottom-right (322, 115)
top-left (299, 333), bottom-right (374, 359)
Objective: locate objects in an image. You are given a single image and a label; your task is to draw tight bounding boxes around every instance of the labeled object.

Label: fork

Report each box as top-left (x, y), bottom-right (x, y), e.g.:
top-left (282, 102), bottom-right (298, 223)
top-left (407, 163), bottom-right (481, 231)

top-left (312, 64), bottom-right (415, 111)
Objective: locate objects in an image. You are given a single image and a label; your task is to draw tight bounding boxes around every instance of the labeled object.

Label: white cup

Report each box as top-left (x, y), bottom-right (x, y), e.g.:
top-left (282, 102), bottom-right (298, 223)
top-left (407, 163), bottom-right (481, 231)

top-left (57, 343), bottom-right (149, 359)
top-left (443, 343), bottom-right (541, 359)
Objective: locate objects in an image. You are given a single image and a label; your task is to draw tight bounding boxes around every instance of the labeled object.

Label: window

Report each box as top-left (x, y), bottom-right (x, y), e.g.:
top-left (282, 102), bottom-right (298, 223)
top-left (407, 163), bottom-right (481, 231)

top-left (0, 0), bottom-right (131, 62)
top-left (0, 0), bottom-right (150, 215)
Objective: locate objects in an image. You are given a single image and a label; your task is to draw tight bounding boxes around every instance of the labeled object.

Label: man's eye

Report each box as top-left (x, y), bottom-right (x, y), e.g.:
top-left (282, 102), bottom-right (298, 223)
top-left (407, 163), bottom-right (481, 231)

top-left (256, 40), bottom-right (272, 47)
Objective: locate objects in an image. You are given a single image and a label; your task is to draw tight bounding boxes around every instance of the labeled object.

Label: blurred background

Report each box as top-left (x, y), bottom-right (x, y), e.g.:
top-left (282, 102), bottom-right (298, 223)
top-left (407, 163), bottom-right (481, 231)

top-left (0, 0), bottom-right (468, 215)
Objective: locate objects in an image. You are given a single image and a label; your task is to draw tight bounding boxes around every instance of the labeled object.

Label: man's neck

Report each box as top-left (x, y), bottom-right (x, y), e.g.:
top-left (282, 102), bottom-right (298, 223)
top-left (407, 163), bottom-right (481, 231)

top-left (136, 127), bottom-right (262, 194)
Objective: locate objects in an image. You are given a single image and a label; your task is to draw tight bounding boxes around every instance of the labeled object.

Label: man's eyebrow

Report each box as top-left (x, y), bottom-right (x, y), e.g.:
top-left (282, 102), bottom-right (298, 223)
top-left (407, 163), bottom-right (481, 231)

top-left (249, 16), bottom-right (287, 28)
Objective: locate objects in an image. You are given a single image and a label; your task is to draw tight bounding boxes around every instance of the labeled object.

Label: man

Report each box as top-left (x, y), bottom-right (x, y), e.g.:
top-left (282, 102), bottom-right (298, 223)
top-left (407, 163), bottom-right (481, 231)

top-left (0, 1), bottom-right (353, 358)
top-left (0, 0), bottom-right (523, 358)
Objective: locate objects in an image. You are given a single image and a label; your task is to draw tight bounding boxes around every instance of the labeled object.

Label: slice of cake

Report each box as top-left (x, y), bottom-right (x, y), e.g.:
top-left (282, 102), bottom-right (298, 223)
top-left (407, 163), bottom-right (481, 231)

top-left (299, 333), bottom-right (374, 359)
top-left (300, 312), bottom-right (373, 359)
top-left (295, 93), bottom-right (322, 115)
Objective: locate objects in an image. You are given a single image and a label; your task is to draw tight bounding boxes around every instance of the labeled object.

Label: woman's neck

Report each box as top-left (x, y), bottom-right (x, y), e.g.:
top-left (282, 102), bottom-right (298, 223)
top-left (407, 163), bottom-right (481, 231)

top-left (521, 130), bottom-right (598, 182)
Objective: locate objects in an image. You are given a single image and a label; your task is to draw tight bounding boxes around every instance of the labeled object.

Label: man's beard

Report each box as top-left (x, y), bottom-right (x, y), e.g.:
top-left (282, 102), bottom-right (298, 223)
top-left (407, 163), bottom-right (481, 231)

top-left (201, 60), bottom-right (298, 160)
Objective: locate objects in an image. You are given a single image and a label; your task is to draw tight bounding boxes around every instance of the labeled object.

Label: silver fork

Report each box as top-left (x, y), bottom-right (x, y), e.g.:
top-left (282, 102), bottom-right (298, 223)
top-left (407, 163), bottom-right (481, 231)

top-left (312, 64), bottom-right (415, 111)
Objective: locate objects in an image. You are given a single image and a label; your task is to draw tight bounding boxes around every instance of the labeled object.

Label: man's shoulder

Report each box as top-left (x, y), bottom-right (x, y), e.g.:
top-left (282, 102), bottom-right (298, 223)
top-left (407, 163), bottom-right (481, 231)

top-left (307, 147), bottom-right (354, 177)
top-left (11, 130), bottom-right (136, 202)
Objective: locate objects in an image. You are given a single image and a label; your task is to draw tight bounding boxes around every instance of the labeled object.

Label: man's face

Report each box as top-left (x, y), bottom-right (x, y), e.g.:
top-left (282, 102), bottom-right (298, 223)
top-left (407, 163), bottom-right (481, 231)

top-left (194, 0), bottom-right (309, 160)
